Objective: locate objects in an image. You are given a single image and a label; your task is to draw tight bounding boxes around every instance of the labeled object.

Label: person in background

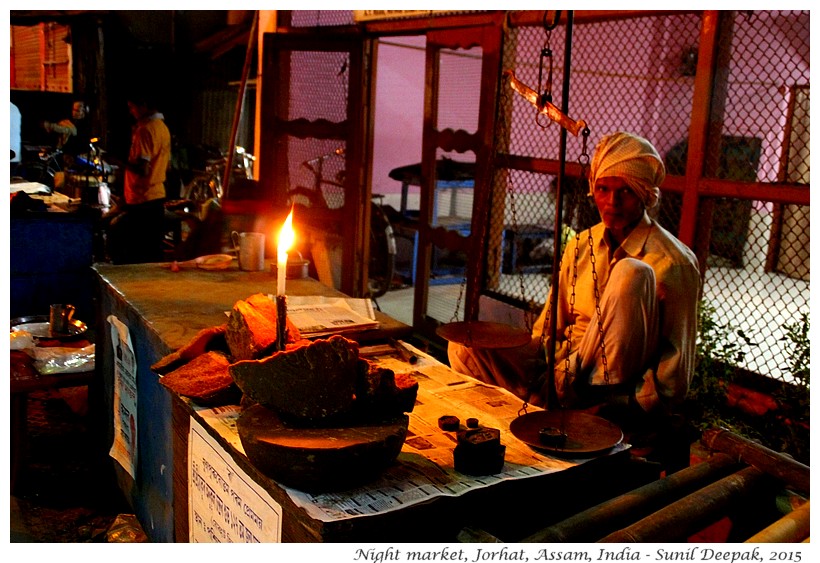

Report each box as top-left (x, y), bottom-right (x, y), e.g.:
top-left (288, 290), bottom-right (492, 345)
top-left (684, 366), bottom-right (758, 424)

top-left (42, 100), bottom-right (88, 152)
top-left (105, 89), bottom-right (171, 264)
top-left (448, 132), bottom-right (700, 460)
top-left (11, 101), bottom-right (22, 164)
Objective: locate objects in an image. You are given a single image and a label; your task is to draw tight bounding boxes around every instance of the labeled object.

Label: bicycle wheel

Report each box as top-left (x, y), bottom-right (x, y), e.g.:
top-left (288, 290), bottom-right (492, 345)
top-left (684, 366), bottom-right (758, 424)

top-left (368, 202), bottom-right (397, 298)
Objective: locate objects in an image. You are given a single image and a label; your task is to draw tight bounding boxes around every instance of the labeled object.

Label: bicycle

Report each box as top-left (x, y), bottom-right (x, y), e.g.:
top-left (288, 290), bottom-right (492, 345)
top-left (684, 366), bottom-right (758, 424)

top-left (180, 145), bottom-right (257, 204)
top-left (181, 156), bottom-right (225, 203)
top-left (287, 149), bottom-right (396, 299)
top-left (14, 146), bottom-right (64, 188)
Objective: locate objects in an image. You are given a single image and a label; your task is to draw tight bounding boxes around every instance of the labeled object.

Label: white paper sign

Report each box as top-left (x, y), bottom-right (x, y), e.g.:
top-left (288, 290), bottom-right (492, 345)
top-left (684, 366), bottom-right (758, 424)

top-left (188, 417), bottom-right (283, 543)
top-left (107, 315), bottom-right (138, 479)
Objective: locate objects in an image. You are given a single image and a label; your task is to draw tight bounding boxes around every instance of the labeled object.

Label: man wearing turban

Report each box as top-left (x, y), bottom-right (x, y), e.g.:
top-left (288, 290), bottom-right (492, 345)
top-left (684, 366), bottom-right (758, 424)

top-left (449, 132), bottom-right (700, 441)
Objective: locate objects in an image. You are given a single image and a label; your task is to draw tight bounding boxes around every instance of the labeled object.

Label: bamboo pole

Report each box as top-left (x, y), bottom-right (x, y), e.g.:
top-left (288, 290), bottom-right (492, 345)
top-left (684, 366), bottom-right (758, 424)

top-left (744, 501), bottom-right (810, 543)
top-left (524, 453), bottom-right (740, 543)
top-left (598, 466), bottom-right (772, 543)
top-left (702, 427), bottom-right (810, 494)
top-left (222, 11), bottom-right (259, 200)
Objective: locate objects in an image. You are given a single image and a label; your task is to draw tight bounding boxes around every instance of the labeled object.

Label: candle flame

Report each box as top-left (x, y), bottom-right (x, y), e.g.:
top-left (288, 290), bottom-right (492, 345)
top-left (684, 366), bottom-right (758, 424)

top-left (277, 207), bottom-right (295, 258)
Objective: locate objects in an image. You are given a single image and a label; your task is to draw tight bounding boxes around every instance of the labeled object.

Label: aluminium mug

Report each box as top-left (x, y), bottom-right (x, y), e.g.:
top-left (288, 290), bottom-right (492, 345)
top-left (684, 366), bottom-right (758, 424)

top-left (231, 231), bottom-right (266, 271)
top-left (49, 303), bottom-right (76, 336)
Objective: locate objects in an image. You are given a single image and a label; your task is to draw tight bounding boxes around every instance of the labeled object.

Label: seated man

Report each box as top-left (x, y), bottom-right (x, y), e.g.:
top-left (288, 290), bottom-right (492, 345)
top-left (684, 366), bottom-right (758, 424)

top-left (449, 132), bottom-right (701, 436)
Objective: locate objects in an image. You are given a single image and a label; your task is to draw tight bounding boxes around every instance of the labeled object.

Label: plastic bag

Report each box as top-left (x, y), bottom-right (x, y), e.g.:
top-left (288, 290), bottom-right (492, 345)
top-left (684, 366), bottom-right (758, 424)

top-left (28, 343), bottom-right (96, 375)
top-left (10, 329), bottom-right (35, 350)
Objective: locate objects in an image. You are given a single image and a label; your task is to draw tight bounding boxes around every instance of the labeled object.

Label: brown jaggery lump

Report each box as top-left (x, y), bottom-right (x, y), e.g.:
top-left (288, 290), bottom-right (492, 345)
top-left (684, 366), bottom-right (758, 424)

top-left (225, 293), bottom-right (301, 361)
top-left (393, 372), bottom-right (420, 412)
top-left (158, 350), bottom-right (235, 403)
top-left (229, 334), bottom-right (360, 421)
top-left (354, 359), bottom-right (419, 416)
top-left (237, 402), bottom-right (410, 493)
top-left (151, 324), bottom-right (229, 375)
top-left (438, 415), bottom-right (460, 431)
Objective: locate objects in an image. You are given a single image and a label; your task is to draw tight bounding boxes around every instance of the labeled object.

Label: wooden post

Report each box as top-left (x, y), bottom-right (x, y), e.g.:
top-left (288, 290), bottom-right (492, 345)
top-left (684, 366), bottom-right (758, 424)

top-left (222, 11), bottom-right (258, 199)
top-left (701, 427), bottom-right (810, 494)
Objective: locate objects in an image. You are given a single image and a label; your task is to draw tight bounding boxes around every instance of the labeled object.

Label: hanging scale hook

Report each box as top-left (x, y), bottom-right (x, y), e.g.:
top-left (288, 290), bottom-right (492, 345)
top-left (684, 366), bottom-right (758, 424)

top-left (535, 11), bottom-right (561, 128)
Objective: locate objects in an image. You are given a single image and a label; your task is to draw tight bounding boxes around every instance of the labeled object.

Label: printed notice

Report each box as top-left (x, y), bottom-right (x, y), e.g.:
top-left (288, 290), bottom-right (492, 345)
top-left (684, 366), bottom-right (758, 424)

top-left (188, 417), bottom-right (283, 543)
top-left (107, 315), bottom-right (138, 479)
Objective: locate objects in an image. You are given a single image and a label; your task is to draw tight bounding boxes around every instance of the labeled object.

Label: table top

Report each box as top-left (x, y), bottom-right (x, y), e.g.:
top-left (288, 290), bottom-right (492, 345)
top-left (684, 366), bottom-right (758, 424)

top-left (93, 261), bottom-right (412, 353)
top-left (181, 342), bottom-right (630, 541)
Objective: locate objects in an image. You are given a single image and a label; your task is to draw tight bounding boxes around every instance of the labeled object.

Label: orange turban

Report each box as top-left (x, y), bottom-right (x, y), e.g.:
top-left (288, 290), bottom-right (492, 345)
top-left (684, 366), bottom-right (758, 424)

top-left (588, 132), bottom-right (665, 209)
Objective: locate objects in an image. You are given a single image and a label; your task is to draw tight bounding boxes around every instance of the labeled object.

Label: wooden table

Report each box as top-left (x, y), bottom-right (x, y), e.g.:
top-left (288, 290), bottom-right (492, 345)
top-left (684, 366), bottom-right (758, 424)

top-left (93, 262), bottom-right (646, 542)
top-left (10, 348), bottom-right (96, 495)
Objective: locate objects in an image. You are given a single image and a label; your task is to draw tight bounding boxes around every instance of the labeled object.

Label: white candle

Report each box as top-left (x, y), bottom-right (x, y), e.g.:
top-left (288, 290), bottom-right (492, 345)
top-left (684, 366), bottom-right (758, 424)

top-left (276, 207), bottom-right (295, 296)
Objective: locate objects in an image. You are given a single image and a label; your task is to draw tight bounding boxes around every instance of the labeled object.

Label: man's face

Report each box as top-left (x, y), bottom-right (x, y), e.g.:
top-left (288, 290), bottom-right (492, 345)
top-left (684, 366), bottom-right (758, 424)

top-left (72, 102), bottom-right (87, 120)
top-left (593, 176), bottom-right (645, 232)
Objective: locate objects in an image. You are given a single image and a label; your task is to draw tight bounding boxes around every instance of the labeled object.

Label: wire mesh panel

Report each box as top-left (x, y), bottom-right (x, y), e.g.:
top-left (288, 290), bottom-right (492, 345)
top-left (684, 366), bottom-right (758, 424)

top-left (285, 49), bottom-right (350, 209)
top-left (715, 11), bottom-right (809, 185)
top-left (503, 13), bottom-right (701, 166)
top-left (695, 11), bottom-right (810, 382)
top-left (423, 44), bottom-right (483, 325)
top-left (286, 11), bottom-right (355, 28)
top-left (702, 199), bottom-right (810, 381)
top-left (490, 11), bottom-right (809, 385)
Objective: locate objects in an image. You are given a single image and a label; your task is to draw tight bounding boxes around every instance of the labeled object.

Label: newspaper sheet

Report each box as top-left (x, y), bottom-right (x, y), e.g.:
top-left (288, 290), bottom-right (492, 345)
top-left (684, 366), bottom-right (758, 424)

top-left (272, 295), bottom-right (379, 337)
top-left (193, 341), bottom-right (628, 523)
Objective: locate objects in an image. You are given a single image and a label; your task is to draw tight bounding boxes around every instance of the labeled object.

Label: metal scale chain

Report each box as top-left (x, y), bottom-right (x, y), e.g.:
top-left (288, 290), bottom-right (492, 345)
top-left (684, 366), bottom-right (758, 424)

top-left (561, 129), bottom-right (611, 405)
top-left (535, 11), bottom-right (560, 129)
top-left (524, 127), bottom-right (595, 415)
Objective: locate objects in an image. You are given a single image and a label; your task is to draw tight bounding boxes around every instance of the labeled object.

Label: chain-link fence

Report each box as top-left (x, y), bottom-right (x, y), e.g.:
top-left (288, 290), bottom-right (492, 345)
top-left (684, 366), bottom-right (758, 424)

top-left (490, 11), bottom-right (809, 384)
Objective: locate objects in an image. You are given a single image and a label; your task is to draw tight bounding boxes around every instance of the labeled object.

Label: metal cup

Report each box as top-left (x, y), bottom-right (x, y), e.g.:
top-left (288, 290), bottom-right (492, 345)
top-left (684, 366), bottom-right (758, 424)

top-left (49, 304), bottom-right (76, 336)
top-left (231, 231), bottom-right (266, 271)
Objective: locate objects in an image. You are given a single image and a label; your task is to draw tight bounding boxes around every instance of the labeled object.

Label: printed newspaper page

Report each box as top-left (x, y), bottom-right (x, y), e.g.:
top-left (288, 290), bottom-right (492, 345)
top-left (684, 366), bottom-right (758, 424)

top-left (107, 315), bottom-right (138, 479)
top-left (267, 295), bottom-right (379, 337)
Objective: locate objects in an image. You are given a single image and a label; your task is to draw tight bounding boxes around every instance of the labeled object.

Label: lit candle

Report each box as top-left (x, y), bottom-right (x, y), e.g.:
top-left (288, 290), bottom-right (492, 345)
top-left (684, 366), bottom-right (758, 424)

top-left (274, 207), bottom-right (295, 351)
top-left (276, 206), bottom-right (295, 296)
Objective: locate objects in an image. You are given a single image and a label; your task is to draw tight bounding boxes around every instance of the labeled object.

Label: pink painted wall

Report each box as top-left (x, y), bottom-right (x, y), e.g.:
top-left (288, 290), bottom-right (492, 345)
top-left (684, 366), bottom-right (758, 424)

top-left (371, 36), bottom-right (426, 198)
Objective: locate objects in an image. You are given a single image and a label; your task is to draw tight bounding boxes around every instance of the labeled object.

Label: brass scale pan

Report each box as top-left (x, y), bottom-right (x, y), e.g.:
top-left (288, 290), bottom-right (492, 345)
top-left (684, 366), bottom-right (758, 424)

top-left (437, 321), bottom-right (623, 455)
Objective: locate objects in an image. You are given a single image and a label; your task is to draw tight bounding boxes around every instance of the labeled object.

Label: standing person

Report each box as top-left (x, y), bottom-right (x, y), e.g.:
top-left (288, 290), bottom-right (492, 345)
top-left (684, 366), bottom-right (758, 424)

top-left (106, 89), bottom-right (171, 264)
top-left (448, 132), bottom-right (701, 437)
top-left (11, 102), bottom-right (22, 164)
top-left (42, 100), bottom-right (88, 151)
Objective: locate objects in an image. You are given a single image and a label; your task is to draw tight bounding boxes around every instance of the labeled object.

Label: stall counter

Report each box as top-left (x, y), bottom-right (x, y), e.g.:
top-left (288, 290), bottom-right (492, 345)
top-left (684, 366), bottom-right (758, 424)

top-left (94, 261), bottom-right (640, 543)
